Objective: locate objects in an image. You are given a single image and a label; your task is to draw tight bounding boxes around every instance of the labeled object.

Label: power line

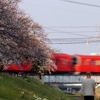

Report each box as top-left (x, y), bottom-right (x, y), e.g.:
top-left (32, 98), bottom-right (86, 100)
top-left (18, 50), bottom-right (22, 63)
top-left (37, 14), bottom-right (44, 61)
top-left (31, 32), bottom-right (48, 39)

top-left (20, 3), bottom-right (100, 15)
top-left (44, 38), bottom-right (100, 44)
top-left (44, 26), bottom-right (100, 37)
top-left (46, 31), bottom-right (98, 33)
top-left (43, 26), bottom-right (97, 28)
top-left (44, 27), bottom-right (92, 37)
top-left (61, 0), bottom-right (100, 8)
top-left (45, 40), bottom-right (100, 44)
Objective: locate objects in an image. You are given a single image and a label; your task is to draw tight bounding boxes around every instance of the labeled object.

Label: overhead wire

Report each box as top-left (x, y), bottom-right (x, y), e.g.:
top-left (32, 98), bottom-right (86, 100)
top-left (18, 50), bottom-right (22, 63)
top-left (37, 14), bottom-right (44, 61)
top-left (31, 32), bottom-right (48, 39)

top-left (46, 31), bottom-right (98, 33)
top-left (44, 27), bottom-right (95, 37)
top-left (44, 26), bottom-right (100, 44)
top-left (44, 37), bottom-right (100, 44)
top-left (43, 26), bottom-right (97, 28)
top-left (19, 1), bottom-right (100, 44)
top-left (61, 0), bottom-right (100, 8)
top-left (20, 3), bottom-right (100, 15)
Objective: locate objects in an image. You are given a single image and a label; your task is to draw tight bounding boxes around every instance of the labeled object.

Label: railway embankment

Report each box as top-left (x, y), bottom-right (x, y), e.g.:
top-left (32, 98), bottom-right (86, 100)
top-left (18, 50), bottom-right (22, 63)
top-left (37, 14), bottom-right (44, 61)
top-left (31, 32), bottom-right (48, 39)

top-left (0, 73), bottom-right (77, 100)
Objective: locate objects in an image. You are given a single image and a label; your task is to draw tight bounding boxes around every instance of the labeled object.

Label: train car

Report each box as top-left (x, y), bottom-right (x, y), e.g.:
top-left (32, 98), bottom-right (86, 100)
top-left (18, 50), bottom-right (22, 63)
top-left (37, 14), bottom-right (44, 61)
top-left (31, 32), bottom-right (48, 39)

top-left (72, 54), bottom-right (100, 74)
top-left (2, 57), bottom-right (32, 73)
top-left (50, 53), bottom-right (74, 73)
top-left (50, 53), bottom-right (100, 74)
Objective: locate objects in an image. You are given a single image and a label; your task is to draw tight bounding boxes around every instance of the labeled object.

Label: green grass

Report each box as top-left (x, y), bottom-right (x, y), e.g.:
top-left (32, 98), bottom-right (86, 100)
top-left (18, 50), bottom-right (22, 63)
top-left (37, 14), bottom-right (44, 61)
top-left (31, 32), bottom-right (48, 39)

top-left (0, 73), bottom-right (77, 100)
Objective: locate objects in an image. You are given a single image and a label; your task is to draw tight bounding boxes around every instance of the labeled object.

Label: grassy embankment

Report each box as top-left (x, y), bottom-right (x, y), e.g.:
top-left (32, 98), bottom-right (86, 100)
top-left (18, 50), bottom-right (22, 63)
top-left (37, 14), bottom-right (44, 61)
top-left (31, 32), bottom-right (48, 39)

top-left (0, 73), bottom-right (77, 100)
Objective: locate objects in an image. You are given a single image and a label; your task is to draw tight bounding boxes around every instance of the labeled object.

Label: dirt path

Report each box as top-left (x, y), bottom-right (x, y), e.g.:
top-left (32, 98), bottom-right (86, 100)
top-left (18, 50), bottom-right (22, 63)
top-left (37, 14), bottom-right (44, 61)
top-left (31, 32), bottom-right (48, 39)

top-left (68, 94), bottom-right (82, 100)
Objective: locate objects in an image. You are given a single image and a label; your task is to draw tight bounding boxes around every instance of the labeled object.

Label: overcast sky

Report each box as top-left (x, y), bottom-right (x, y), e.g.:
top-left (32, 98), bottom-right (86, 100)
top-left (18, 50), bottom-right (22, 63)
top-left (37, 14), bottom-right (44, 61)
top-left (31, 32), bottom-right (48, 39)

top-left (19, 0), bottom-right (100, 55)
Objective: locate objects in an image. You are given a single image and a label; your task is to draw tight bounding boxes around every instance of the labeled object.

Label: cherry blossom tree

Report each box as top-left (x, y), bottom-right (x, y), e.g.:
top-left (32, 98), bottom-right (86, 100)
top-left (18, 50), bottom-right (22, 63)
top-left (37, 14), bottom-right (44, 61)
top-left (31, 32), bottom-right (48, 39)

top-left (0, 0), bottom-right (56, 74)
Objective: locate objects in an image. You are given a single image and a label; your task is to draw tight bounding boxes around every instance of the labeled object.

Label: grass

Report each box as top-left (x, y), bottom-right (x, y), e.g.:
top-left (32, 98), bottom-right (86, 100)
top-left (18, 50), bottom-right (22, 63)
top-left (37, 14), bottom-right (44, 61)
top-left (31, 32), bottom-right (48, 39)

top-left (0, 73), bottom-right (77, 100)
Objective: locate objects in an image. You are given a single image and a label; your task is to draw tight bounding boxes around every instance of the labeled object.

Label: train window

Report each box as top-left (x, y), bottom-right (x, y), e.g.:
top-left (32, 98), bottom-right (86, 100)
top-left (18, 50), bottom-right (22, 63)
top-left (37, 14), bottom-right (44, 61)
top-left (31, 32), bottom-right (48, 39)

top-left (72, 56), bottom-right (77, 65)
top-left (91, 60), bottom-right (95, 65)
top-left (96, 60), bottom-right (100, 65)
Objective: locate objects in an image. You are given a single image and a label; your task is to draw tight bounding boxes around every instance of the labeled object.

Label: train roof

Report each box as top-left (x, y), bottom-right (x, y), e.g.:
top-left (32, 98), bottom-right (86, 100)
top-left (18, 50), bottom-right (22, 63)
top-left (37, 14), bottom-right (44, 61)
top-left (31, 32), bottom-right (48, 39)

top-left (89, 53), bottom-right (100, 55)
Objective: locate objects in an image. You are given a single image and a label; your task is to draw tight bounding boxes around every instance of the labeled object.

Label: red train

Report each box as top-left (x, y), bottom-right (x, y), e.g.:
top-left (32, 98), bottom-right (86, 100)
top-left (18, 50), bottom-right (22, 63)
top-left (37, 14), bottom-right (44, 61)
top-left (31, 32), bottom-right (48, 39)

top-left (2, 57), bottom-right (32, 73)
top-left (51, 53), bottom-right (100, 74)
top-left (1, 53), bottom-right (100, 74)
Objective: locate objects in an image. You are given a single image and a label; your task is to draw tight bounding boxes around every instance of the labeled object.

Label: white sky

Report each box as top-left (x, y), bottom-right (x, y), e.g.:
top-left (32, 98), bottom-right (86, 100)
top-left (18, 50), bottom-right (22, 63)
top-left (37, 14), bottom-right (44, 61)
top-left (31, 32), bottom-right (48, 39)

top-left (19, 0), bottom-right (100, 55)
